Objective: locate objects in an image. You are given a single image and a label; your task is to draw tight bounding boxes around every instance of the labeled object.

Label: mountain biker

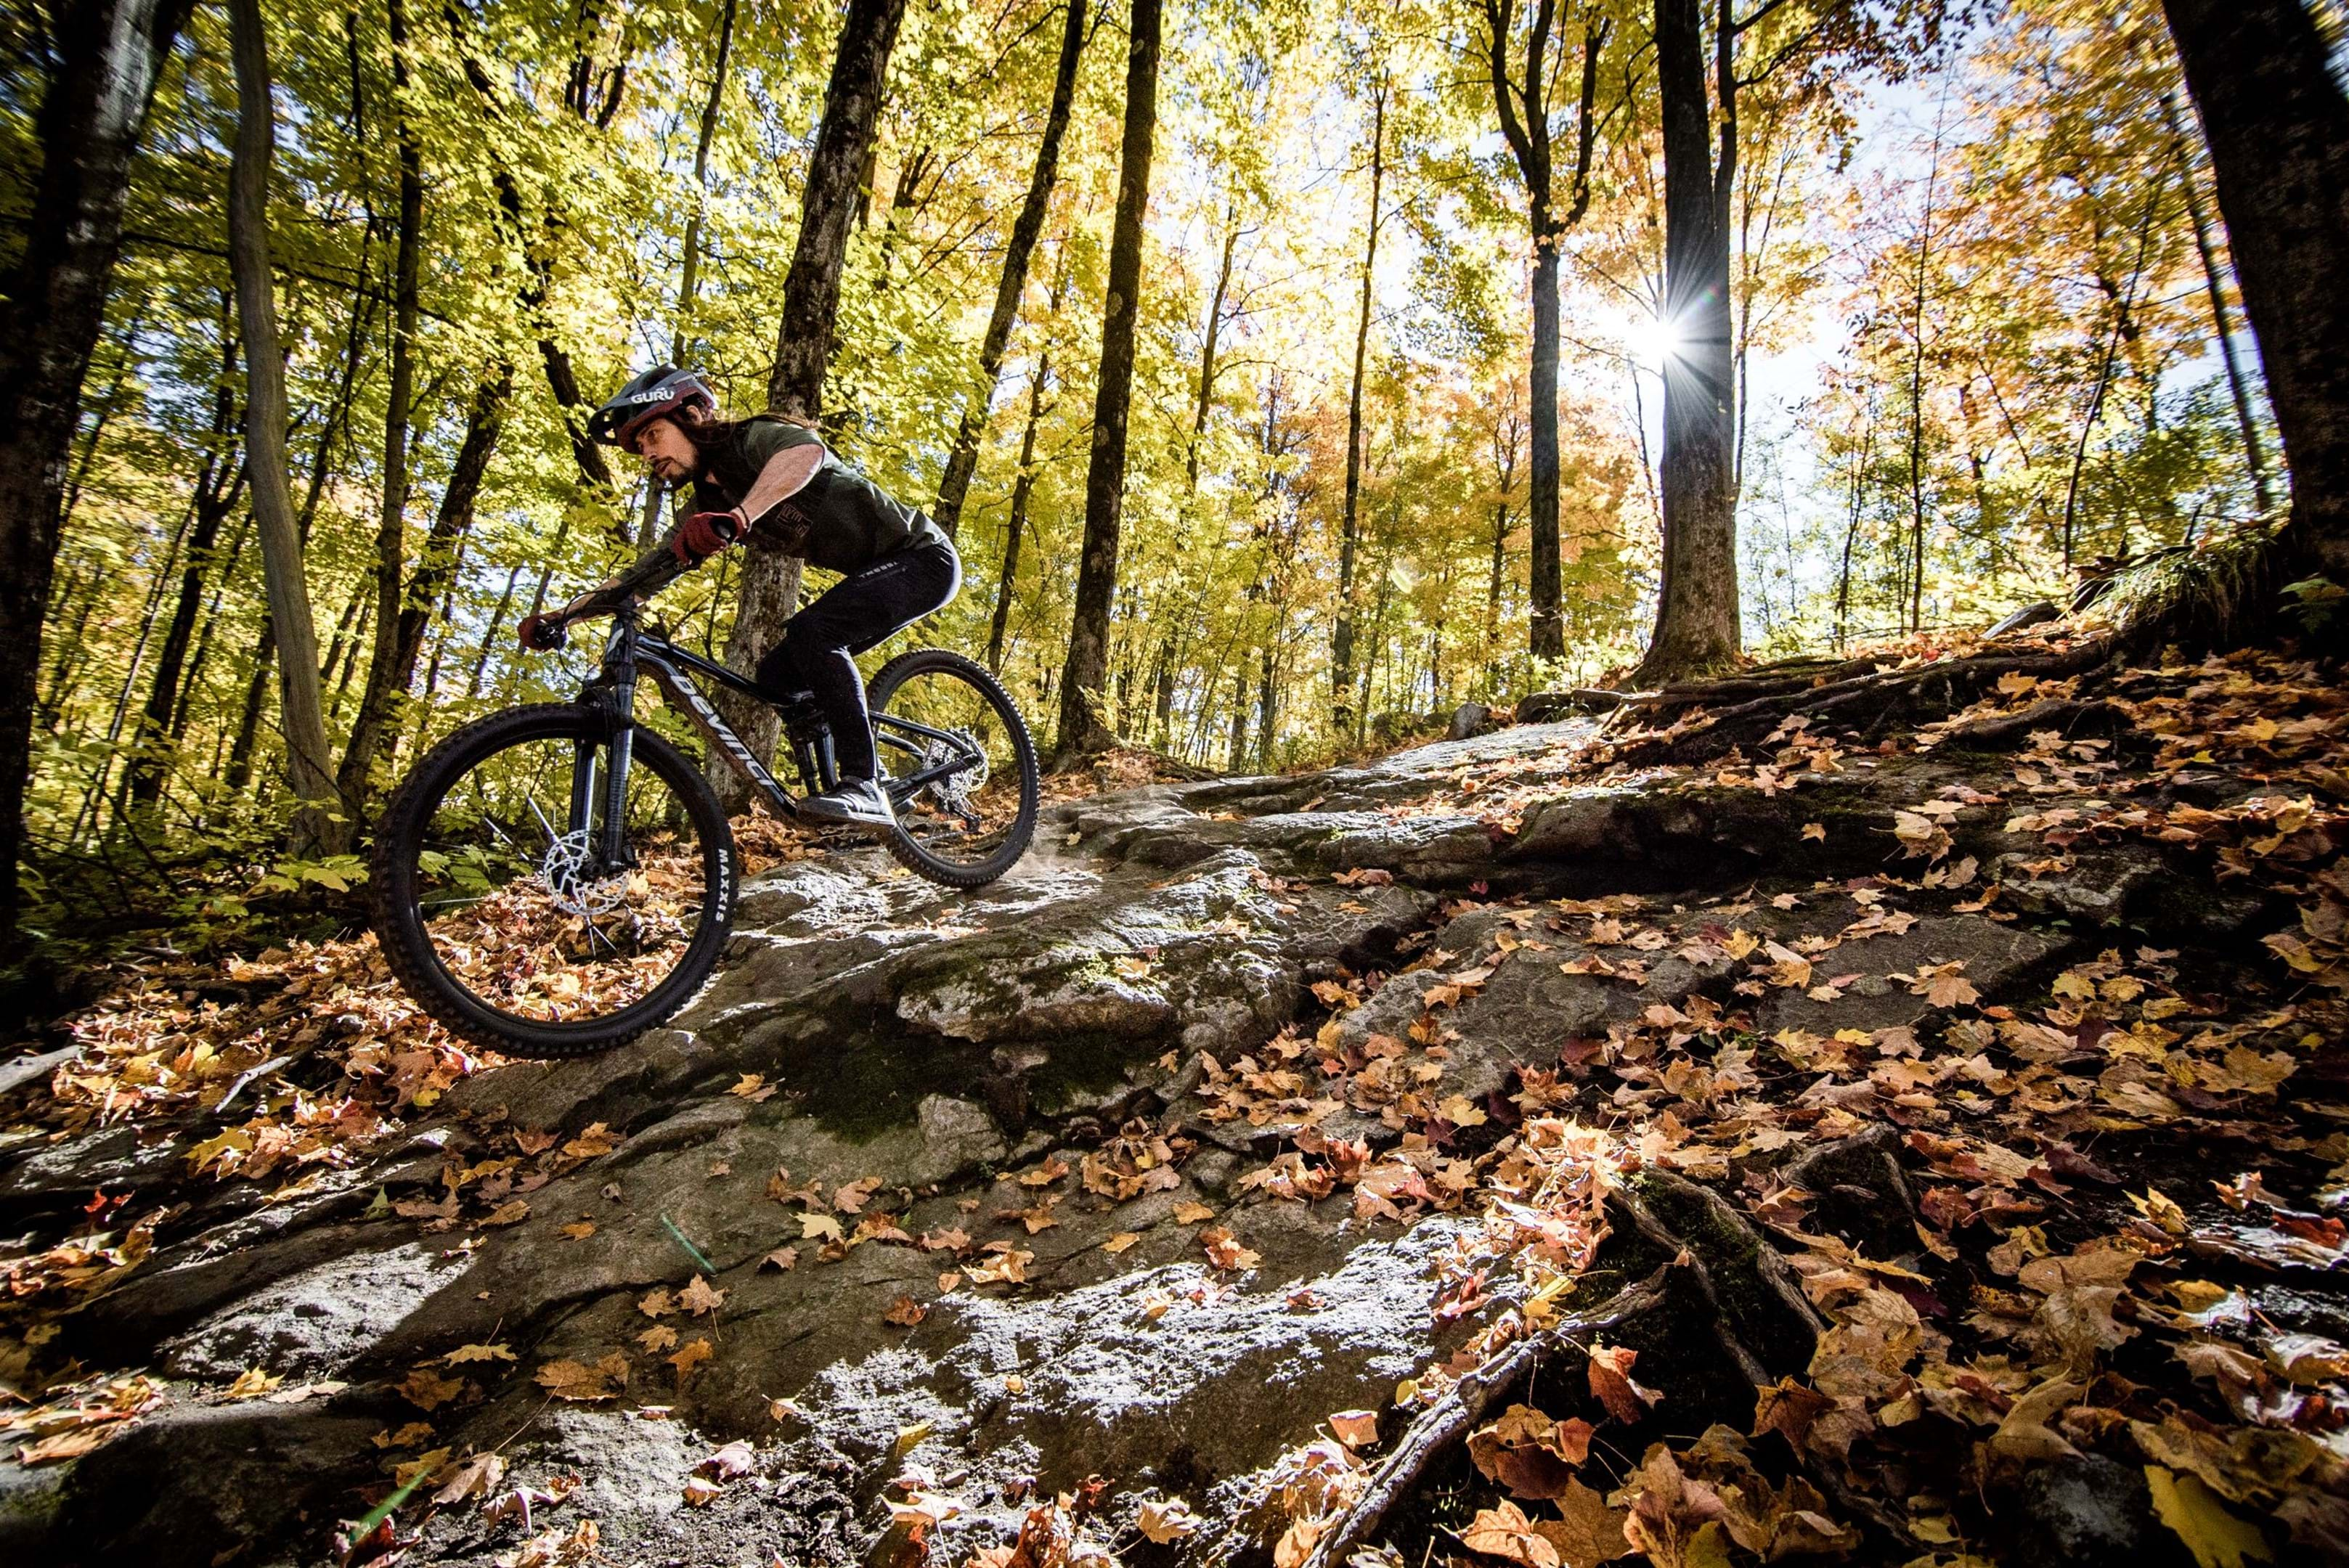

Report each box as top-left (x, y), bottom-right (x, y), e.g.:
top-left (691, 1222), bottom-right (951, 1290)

top-left (522, 367), bottom-right (961, 829)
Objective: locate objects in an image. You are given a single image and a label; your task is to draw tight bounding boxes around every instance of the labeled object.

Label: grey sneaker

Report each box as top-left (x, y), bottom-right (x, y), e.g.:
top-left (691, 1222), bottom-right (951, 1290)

top-left (801, 777), bottom-right (895, 829)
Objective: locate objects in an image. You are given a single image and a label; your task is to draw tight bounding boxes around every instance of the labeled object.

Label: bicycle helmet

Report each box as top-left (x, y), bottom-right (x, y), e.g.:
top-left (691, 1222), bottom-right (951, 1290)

top-left (587, 366), bottom-right (717, 448)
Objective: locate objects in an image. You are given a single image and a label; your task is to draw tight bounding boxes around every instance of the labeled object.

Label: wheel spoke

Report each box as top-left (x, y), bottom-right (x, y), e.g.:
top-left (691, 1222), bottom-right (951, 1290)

top-left (391, 725), bottom-right (719, 1035)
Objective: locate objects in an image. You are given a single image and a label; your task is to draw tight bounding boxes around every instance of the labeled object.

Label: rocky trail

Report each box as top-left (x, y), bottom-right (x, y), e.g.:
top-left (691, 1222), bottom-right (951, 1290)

top-left (4, 643), bottom-right (2348, 1568)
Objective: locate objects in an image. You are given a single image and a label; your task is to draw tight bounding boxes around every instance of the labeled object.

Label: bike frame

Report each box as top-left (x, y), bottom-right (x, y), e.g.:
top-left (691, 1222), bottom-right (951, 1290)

top-left (571, 604), bottom-right (980, 865)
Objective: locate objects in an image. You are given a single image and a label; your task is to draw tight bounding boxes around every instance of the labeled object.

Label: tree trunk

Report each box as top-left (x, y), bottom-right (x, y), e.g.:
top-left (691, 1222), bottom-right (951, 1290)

top-left (1528, 236), bottom-right (1563, 657)
top-left (338, 0), bottom-right (426, 805)
top-left (2157, 87), bottom-right (2276, 520)
top-left (1481, 4), bottom-right (1606, 666)
top-left (2159, 0), bottom-right (2349, 581)
top-left (171, 508), bottom-right (254, 740)
top-left (1054, 0), bottom-right (1161, 762)
top-left (0, 0), bottom-right (191, 938)
top-left (380, 369), bottom-right (509, 731)
top-left (1904, 104), bottom-right (1945, 634)
top-left (707, 0), bottom-right (905, 804)
top-left (1333, 81), bottom-right (1385, 732)
top-left (642, 0), bottom-right (738, 545)
top-left (227, 0), bottom-right (339, 852)
top-left (988, 343), bottom-right (1052, 674)
top-left (128, 320), bottom-right (245, 809)
top-left (932, 0), bottom-right (1088, 536)
top-left (1636, 0), bottom-right (1740, 683)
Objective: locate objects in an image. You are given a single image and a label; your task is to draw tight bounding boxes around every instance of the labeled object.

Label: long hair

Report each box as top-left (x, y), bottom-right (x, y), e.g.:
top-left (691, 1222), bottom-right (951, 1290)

top-left (677, 402), bottom-right (818, 463)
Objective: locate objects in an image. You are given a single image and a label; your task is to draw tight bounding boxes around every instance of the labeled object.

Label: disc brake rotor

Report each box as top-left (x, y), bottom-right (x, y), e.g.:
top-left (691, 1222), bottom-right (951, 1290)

top-left (539, 828), bottom-right (628, 918)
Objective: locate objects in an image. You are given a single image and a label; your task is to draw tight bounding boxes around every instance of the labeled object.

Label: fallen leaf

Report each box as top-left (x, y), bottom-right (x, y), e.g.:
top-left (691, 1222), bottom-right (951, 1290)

top-left (668, 1339), bottom-right (714, 1377)
top-left (2146, 1464), bottom-right (2271, 1568)
top-left (1136, 1498), bottom-right (1200, 1543)
top-left (534, 1353), bottom-right (627, 1402)
top-left (1458, 1499), bottom-right (1561, 1567)
top-left (399, 1366), bottom-right (467, 1411)
top-left (1586, 1343), bottom-right (1661, 1424)
top-left (884, 1294), bottom-right (927, 1327)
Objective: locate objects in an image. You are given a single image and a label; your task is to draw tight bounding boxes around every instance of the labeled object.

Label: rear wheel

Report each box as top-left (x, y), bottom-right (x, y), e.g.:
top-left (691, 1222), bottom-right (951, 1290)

top-left (370, 704), bottom-right (736, 1057)
top-left (868, 649), bottom-right (1038, 888)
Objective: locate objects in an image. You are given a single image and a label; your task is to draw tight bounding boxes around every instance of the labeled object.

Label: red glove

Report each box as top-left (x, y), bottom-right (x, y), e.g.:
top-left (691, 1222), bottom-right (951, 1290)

top-left (517, 612), bottom-right (565, 651)
top-left (671, 510), bottom-right (744, 565)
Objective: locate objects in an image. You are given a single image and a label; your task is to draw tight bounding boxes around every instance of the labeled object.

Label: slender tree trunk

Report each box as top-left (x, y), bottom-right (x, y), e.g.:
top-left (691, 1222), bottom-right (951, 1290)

top-left (0, 0), bottom-right (192, 937)
top-left (1055, 0), bottom-right (1161, 761)
top-left (1481, 4), bottom-right (1606, 664)
top-left (1836, 414), bottom-right (1873, 651)
top-left (1904, 102), bottom-right (1945, 634)
top-left (171, 508), bottom-right (254, 740)
top-left (1636, 0), bottom-right (1741, 682)
top-left (934, 0), bottom-right (1088, 534)
top-left (129, 322), bottom-right (246, 808)
top-left (338, 0), bottom-right (426, 804)
top-left (2159, 0), bottom-right (2349, 579)
top-left (1333, 81), bottom-right (1385, 731)
top-left (988, 343), bottom-right (1053, 674)
top-left (641, 0), bottom-right (738, 544)
top-left (709, 0), bottom-right (906, 806)
top-left (227, 0), bottom-right (338, 851)
top-left (380, 368), bottom-right (509, 722)
top-left (2060, 189), bottom-right (2160, 569)
top-left (2158, 88), bottom-right (2275, 518)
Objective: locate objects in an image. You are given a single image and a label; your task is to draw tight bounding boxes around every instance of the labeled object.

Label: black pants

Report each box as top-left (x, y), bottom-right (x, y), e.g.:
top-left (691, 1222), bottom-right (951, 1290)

top-left (754, 537), bottom-right (961, 781)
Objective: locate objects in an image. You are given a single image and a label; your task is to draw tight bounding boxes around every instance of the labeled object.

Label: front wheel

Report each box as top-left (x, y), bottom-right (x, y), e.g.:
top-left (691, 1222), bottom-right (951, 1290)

top-left (868, 649), bottom-right (1038, 888)
top-left (370, 704), bottom-right (736, 1058)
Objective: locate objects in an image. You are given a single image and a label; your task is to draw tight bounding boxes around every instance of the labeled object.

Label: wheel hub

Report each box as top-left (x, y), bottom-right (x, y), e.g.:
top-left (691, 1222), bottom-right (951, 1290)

top-left (921, 730), bottom-right (986, 817)
top-left (538, 828), bottom-right (629, 918)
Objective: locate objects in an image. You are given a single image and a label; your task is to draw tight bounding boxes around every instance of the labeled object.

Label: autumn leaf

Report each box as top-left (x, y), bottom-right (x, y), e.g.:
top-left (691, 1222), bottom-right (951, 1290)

top-left (636, 1324), bottom-right (677, 1353)
top-left (1586, 1343), bottom-right (1661, 1424)
top-left (1136, 1498), bottom-right (1200, 1543)
top-left (1910, 961), bottom-right (1980, 1008)
top-left (561, 1123), bottom-right (616, 1159)
top-left (832, 1176), bottom-right (882, 1213)
top-left (224, 1367), bottom-right (284, 1400)
top-left (1102, 1232), bottom-right (1141, 1254)
top-left (1327, 1409), bottom-right (1380, 1448)
top-left (728, 1072), bottom-right (775, 1101)
top-left (761, 1246), bottom-right (798, 1271)
top-left (638, 1288), bottom-right (675, 1318)
top-left (678, 1275), bottom-right (725, 1316)
top-left (444, 1342), bottom-right (516, 1365)
top-left (668, 1338), bottom-right (714, 1377)
top-left (2146, 1465), bottom-right (2271, 1568)
top-left (399, 1365), bottom-right (467, 1411)
top-left (1457, 1499), bottom-right (1561, 1567)
top-left (558, 1220), bottom-right (595, 1241)
top-left (1173, 1201), bottom-right (1216, 1224)
top-left (534, 1353), bottom-right (627, 1402)
top-left (883, 1294), bottom-right (927, 1327)
top-left (1200, 1225), bottom-right (1261, 1272)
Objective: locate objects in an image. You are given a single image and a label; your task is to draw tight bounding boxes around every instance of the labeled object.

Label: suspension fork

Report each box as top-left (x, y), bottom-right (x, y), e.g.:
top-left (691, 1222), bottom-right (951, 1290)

top-left (581, 620), bottom-right (642, 868)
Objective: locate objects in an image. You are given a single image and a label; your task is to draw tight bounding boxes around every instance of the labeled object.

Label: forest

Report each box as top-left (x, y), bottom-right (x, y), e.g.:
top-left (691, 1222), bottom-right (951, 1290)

top-left (2, 1), bottom-right (2348, 1567)
top-left (1, 0), bottom-right (2332, 957)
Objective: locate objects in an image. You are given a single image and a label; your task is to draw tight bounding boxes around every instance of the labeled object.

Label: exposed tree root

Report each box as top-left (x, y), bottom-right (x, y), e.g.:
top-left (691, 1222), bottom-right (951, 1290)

top-left (1298, 1267), bottom-right (1674, 1568)
top-left (1603, 635), bottom-right (2122, 765)
top-left (1307, 1132), bottom-right (1939, 1567)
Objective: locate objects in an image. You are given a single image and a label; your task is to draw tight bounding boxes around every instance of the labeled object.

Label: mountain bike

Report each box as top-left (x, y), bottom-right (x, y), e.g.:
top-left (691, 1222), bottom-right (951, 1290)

top-left (368, 543), bottom-right (1039, 1058)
